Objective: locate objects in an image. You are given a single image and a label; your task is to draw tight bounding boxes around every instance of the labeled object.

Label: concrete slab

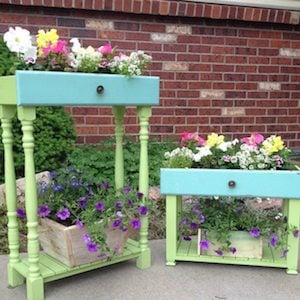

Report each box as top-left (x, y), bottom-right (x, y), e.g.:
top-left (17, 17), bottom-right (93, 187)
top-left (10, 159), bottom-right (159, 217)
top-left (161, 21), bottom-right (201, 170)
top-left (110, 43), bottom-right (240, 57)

top-left (0, 240), bottom-right (299, 300)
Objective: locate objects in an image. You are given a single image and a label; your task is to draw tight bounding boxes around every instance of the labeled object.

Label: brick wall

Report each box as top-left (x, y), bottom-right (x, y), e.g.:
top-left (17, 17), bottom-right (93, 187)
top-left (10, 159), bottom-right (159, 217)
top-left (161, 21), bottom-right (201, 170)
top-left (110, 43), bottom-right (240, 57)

top-left (0, 1), bottom-right (299, 148)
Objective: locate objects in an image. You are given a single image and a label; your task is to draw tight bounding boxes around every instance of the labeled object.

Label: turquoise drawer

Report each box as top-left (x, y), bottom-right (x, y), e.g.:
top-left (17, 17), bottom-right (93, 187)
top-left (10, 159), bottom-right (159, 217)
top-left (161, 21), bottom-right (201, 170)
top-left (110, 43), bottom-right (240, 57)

top-left (0, 71), bottom-right (159, 106)
top-left (160, 168), bottom-right (300, 199)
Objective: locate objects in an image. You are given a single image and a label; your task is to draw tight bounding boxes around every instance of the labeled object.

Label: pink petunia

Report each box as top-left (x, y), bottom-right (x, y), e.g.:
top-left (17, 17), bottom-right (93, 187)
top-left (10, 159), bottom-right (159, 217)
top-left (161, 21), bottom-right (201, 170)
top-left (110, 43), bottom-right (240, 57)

top-left (241, 133), bottom-right (264, 147)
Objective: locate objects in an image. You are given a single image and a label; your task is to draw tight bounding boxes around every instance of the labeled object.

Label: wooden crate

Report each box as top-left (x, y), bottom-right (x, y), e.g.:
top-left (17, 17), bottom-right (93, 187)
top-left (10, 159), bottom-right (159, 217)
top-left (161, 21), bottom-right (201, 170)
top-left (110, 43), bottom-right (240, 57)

top-left (38, 218), bottom-right (130, 267)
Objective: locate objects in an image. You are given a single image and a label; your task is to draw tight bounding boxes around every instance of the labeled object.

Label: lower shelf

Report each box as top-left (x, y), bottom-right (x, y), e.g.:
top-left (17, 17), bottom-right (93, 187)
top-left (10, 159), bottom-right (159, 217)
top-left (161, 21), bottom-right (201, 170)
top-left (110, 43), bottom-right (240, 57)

top-left (175, 239), bottom-right (287, 268)
top-left (13, 239), bottom-right (141, 283)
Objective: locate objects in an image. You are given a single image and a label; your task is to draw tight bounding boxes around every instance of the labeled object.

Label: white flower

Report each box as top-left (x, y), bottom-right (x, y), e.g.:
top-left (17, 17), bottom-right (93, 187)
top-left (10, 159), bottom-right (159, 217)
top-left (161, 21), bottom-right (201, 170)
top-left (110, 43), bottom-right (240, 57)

top-left (23, 46), bottom-right (37, 64)
top-left (193, 147), bottom-right (212, 162)
top-left (4, 26), bottom-right (32, 54)
top-left (70, 38), bottom-right (82, 53)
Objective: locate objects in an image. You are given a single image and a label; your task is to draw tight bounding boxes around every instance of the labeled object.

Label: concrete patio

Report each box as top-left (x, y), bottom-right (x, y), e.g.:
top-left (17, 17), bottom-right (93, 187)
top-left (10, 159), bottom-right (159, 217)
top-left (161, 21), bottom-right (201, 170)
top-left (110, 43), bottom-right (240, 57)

top-left (1, 239), bottom-right (300, 300)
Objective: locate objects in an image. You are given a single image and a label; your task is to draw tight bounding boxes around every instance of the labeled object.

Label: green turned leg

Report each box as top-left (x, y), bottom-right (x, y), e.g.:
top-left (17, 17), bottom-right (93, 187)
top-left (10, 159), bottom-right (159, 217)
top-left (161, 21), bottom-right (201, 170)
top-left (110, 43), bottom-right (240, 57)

top-left (18, 107), bottom-right (44, 300)
top-left (166, 195), bottom-right (177, 266)
top-left (112, 106), bottom-right (125, 191)
top-left (0, 105), bottom-right (24, 287)
top-left (286, 199), bottom-right (300, 275)
top-left (136, 107), bottom-right (151, 269)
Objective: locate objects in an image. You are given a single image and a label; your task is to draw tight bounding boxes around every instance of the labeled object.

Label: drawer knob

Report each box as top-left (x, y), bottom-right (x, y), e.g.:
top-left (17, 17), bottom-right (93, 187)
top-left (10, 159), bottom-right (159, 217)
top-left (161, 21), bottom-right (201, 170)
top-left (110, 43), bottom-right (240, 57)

top-left (228, 180), bottom-right (236, 188)
top-left (96, 85), bottom-right (105, 94)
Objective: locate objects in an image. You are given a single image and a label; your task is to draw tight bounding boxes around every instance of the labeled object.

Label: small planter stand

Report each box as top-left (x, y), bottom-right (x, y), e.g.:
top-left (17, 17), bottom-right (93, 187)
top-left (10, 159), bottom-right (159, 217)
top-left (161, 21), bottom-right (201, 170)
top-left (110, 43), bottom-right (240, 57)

top-left (0, 71), bottom-right (159, 300)
top-left (160, 168), bottom-right (300, 274)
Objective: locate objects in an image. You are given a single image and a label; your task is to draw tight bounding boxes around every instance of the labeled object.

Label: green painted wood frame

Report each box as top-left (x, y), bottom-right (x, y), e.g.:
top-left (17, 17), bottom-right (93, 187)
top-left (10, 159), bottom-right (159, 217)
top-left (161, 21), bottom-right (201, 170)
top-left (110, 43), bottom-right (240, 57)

top-left (0, 71), bottom-right (159, 300)
top-left (160, 168), bottom-right (300, 274)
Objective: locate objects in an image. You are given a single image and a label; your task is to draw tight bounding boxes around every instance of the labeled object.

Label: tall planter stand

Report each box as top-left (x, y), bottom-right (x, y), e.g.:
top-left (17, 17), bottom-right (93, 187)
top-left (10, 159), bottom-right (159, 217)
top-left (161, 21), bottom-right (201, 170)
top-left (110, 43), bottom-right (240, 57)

top-left (0, 71), bottom-right (159, 300)
top-left (160, 168), bottom-right (300, 274)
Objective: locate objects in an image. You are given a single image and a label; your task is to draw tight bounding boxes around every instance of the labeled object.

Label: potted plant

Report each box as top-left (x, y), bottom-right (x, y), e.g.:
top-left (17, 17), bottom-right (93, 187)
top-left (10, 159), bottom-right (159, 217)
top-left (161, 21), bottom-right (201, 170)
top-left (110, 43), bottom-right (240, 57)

top-left (161, 132), bottom-right (300, 272)
top-left (15, 167), bottom-right (150, 267)
top-left (0, 26), bottom-right (159, 106)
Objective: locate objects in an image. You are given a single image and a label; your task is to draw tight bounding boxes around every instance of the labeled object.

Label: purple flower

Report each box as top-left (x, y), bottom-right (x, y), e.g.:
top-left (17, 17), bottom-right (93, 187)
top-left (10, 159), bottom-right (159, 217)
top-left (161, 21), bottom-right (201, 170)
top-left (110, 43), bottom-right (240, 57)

top-left (115, 200), bottom-right (123, 210)
top-left (17, 208), bottom-right (26, 219)
top-left (183, 236), bottom-right (191, 241)
top-left (116, 211), bottom-right (123, 218)
top-left (38, 205), bottom-right (51, 218)
top-left (130, 218), bottom-right (141, 230)
top-left (180, 217), bottom-right (189, 225)
top-left (121, 226), bottom-right (128, 232)
top-left (112, 218), bottom-right (122, 228)
top-left (71, 181), bottom-right (81, 187)
top-left (269, 234), bottom-right (278, 247)
top-left (293, 230), bottom-right (299, 238)
top-left (199, 214), bottom-right (205, 223)
top-left (78, 197), bottom-right (87, 209)
top-left (249, 228), bottom-right (260, 238)
top-left (230, 247), bottom-right (237, 254)
top-left (50, 171), bottom-right (58, 178)
top-left (136, 192), bottom-right (144, 198)
top-left (39, 181), bottom-right (48, 194)
top-left (138, 205), bottom-right (148, 216)
top-left (83, 233), bottom-right (92, 244)
top-left (199, 239), bottom-right (210, 250)
top-left (95, 201), bottom-right (105, 212)
top-left (189, 222), bottom-right (198, 230)
top-left (214, 249), bottom-right (223, 256)
top-left (56, 208), bottom-right (70, 220)
top-left (123, 186), bottom-right (132, 194)
top-left (76, 219), bottom-right (84, 229)
top-left (53, 184), bottom-right (63, 192)
top-left (101, 181), bottom-right (110, 189)
top-left (86, 242), bottom-right (99, 252)
top-left (281, 249), bottom-right (289, 257)
top-left (127, 199), bottom-right (133, 207)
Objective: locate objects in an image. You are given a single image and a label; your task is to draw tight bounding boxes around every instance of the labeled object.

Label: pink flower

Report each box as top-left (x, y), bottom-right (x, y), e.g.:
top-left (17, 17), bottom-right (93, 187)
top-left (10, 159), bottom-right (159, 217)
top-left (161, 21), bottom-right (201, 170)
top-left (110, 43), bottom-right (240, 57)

top-left (52, 39), bottom-right (68, 54)
top-left (180, 132), bottom-right (205, 147)
top-left (241, 133), bottom-right (264, 147)
top-left (99, 43), bottom-right (112, 55)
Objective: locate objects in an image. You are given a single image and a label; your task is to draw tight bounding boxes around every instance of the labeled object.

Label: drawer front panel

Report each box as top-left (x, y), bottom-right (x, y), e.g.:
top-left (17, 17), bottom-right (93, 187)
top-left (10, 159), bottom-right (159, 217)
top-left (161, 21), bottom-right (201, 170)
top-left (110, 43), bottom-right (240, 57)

top-left (15, 71), bottom-right (159, 106)
top-left (160, 168), bottom-right (300, 198)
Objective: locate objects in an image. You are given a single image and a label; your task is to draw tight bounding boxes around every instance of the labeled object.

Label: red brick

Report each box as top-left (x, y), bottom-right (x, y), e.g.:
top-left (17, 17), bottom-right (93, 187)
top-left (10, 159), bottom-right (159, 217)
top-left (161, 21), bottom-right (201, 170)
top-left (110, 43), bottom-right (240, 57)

top-left (169, 2), bottom-right (178, 16)
top-left (178, 2), bottom-right (187, 16)
top-left (195, 3), bottom-right (204, 17)
top-left (248, 57), bottom-right (270, 64)
top-left (187, 3), bottom-right (196, 17)
top-left (248, 39), bottom-right (269, 47)
top-left (256, 100), bottom-right (277, 107)
top-left (258, 66), bottom-right (280, 73)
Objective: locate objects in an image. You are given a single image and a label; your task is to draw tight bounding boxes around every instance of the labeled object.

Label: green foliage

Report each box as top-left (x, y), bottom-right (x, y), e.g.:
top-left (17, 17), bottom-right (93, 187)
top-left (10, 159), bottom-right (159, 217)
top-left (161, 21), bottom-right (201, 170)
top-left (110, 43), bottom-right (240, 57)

top-left (65, 138), bottom-right (175, 187)
top-left (0, 37), bottom-right (19, 76)
top-left (0, 107), bottom-right (76, 183)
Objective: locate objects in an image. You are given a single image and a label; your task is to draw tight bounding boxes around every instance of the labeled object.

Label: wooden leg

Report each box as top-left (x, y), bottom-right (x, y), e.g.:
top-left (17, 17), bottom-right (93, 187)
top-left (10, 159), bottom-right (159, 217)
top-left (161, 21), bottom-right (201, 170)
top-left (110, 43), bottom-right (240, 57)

top-left (18, 107), bottom-right (44, 299)
top-left (136, 107), bottom-right (151, 269)
top-left (286, 199), bottom-right (299, 275)
top-left (166, 195), bottom-right (177, 266)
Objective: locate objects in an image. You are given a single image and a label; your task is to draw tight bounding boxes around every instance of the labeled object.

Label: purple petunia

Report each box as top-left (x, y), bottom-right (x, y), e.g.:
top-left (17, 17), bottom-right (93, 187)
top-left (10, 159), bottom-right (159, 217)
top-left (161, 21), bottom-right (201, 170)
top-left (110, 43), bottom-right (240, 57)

top-left (230, 247), bottom-right (237, 254)
top-left (112, 218), bottom-right (122, 228)
top-left (101, 181), bottom-right (110, 190)
top-left (130, 218), bottom-right (141, 230)
top-left (78, 197), bottom-right (87, 209)
top-left (38, 205), bottom-right (51, 218)
top-left (199, 239), bottom-right (210, 250)
top-left (281, 249), bottom-right (289, 257)
top-left (249, 228), bottom-right (260, 238)
top-left (86, 242), bottom-right (99, 253)
top-left (56, 208), bottom-right (70, 220)
top-left (199, 214), bottom-right (205, 223)
top-left (95, 201), bottom-right (105, 212)
top-left (76, 219), bottom-right (84, 229)
top-left (293, 230), bottom-right (299, 238)
top-left (123, 186), bottom-right (132, 194)
top-left (214, 249), bottom-right (223, 256)
top-left (183, 236), bottom-right (191, 241)
top-left (17, 208), bottom-right (26, 219)
top-left (189, 222), bottom-right (198, 230)
top-left (269, 234), bottom-right (278, 247)
top-left (83, 233), bottom-right (92, 244)
top-left (115, 201), bottom-right (123, 210)
top-left (53, 184), bottom-right (63, 192)
top-left (127, 199), bottom-right (133, 207)
top-left (138, 205), bottom-right (148, 216)
top-left (136, 192), bottom-right (144, 198)
top-left (50, 171), bottom-right (58, 179)
top-left (71, 181), bottom-right (81, 187)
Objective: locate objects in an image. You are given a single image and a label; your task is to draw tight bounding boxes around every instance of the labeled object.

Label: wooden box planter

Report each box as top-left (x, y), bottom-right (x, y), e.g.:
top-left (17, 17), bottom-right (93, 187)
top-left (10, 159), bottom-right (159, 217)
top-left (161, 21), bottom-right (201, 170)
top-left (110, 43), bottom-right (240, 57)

top-left (161, 168), bottom-right (300, 274)
top-left (38, 218), bottom-right (131, 267)
top-left (197, 229), bottom-right (263, 259)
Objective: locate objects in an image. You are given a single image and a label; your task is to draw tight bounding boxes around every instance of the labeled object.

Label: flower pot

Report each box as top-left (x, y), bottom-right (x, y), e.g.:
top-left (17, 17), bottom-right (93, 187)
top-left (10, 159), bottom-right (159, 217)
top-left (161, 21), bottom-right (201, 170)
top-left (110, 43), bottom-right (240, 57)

top-left (198, 229), bottom-right (263, 259)
top-left (38, 218), bottom-right (131, 267)
top-left (0, 71), bottom-right (159, 106)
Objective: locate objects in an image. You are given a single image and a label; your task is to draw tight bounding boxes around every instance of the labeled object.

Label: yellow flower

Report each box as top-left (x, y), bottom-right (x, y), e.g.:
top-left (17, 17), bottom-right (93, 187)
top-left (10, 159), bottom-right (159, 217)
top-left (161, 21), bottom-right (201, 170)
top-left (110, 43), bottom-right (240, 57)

top-left (263, 135), bottom-right (285, 154)
top-left (206, 133), bottom-right (224, 148)
top-left (36, 29), bottom-right (59, 55)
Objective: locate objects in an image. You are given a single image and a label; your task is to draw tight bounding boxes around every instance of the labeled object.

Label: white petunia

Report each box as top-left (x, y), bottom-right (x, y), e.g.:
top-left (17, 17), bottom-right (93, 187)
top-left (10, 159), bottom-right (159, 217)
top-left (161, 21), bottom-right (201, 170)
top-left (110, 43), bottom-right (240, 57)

top-left (4, 26), bottom-right (32, 54)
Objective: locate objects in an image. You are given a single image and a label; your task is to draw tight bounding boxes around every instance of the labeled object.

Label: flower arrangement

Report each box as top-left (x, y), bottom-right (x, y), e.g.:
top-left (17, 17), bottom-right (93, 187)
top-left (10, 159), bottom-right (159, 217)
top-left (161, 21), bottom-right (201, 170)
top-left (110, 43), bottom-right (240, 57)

top-left (164, 132), bottom-right (294, 170)
top-left (2, 26), bottom-right (152, 76)
top-left (29, 167), bottom-right (150, 256)
top-left (180, 196), bottom-right (299, 258)
top-left (164, 132), bottom-right (299, 258)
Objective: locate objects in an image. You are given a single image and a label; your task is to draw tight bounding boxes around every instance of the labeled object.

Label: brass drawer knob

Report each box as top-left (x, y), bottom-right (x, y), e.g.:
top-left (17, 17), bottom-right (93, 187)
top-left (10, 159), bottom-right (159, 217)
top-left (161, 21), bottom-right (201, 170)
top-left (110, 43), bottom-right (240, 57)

top-left (228, 180), bottom-right (236, 188)
top-left (96, 85), bottom-right (105, 94)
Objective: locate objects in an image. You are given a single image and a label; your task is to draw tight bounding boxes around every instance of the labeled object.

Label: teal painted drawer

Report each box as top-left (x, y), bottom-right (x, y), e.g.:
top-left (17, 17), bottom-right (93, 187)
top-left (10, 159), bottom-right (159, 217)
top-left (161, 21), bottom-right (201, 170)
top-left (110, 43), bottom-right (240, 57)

top-left (0, 71), bottom-right (159, 106)
top-left (160, 168), bottom-right (300, 199)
